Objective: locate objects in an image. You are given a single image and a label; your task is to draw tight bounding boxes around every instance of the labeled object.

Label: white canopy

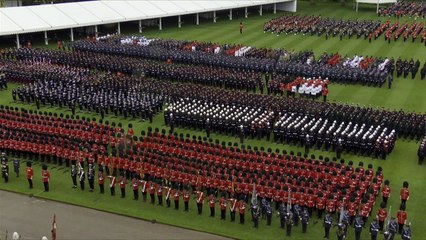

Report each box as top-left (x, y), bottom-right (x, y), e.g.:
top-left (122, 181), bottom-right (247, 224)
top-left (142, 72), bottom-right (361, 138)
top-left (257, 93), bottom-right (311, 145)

top-left (0, 0), bottom-right (296, 36)
top-left (355, 0), bottom-right (396, 13)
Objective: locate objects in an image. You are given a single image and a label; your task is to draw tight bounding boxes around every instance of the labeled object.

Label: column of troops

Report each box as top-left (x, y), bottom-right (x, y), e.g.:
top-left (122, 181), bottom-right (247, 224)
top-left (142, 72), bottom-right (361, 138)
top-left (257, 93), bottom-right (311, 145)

top-left (418, 135), bottom-right (426, 165)
top-left (378, 1), bottom-right (426, 18)
top-left (0, 107), bottom-right (414, 239)
top-left (264, 14), bottom-right (426, 45)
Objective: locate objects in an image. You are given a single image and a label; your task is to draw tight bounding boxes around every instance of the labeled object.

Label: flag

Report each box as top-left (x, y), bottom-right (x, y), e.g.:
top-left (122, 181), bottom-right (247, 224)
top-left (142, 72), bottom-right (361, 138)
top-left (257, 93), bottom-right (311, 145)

top-left (51, 214), bottom-right (57, 240)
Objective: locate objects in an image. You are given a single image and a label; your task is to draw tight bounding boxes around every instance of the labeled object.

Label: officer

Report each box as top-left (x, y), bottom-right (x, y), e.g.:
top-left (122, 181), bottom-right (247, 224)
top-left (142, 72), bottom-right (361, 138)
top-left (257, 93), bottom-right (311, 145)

top-left (324, 212), bottom-right (332, 239)
top-left (209, 194), bottom-right (216, 217)
top-left (79, 167), bottom-right (85, 191)
top-left (388, 217), bottom-right (398, 240)
top-left (370, 218), bottom-right (380, 240)
top-left (354, 215), bottom-right (364, 240)
top-left (71, 164), bottom-right (77, 188)
top-left (279, 203), bottom-right (287, 229)
top-left (98, 167), bottom-right (105, 194)
top-left (336, 138), bottom-right (343, 159)
top-left (337, 223), bottom-right (346, 240)
top-left (293, 203), bottom-right (301, 226)
top-left (205, 118), bottom-right (211, 138)
top-left (238, 197), bottom-right (246, 224)
top-left (305, 134), bottom-right (311, 154)
top-left (286, 211), bottom-right (294, 236)
top-left (252, 204), bottom-right (259, 229)
top-left (239, 125), bottom-right (244, 144)
top-left (88, 166), bottom-right (95, 192)
top-left (301, 208), bottom-right (310, 233)
top-left (13, 158), bottom-right (20, 177)
top-left (1, 158), bottom-right (9, 183)
top-left (266, 202), bottom-right (273, 226)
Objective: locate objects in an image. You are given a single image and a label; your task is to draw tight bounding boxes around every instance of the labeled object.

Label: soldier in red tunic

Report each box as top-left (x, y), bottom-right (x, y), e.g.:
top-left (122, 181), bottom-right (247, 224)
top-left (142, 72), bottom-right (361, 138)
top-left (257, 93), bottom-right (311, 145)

top-left (228, 195), bottom-right (237, 222)
top-left (238, 197), bottom-right (246, 224)
top-left (183, 188), bottom-right (190, 211)
top-left (376, 202), bottom-right (387, 231)
top-left (396, 204), bottom-right (407, 234)
top-left (131, 174), bottom-right (140, 200)
top-left (195, 189), bottom-right (204, 215)
top-left (98, 168), bottom-right (105, 194)
top-left (157, 183), bottom-right (163, 206)
top-left (209, 194), bottom-right (216, 217)
top-left (41, 164), bottom-right (50, 192)
top-left (173, 185), bottom-right (181, 210)
top-left (119, 173), bottom-right (126, 198)
top-left (400, 181), bottom-right (409, 208)
top-left (220, 193), bottom-right (227, 220)
top-left (108, 175), bottom-right (116, 196)
top-left (26, 161), bottom-right (34, 189)
top-left (381, 180), bottom-right (391, 205)
top-left (165, 185), bottom-right (172, 208)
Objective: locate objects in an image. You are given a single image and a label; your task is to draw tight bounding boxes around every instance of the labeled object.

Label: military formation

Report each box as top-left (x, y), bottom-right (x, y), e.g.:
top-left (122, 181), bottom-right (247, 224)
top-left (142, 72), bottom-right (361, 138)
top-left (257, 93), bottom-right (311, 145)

top-left (418, 135), bottom-right (426, 165)
top-left (378, 1), bottom-right (426, 18)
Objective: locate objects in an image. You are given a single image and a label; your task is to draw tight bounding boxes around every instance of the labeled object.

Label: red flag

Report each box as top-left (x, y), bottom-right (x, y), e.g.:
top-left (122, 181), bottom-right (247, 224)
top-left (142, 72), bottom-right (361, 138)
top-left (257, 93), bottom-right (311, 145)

top-left (51, 214), bottom-right (57, 240)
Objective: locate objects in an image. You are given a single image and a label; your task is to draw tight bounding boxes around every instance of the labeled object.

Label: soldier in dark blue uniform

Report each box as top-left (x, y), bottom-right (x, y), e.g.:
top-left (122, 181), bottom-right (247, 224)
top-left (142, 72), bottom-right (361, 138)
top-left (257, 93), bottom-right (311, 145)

top-left (370, 218), bottom-right (380, 240)
top-left (286, 212), bottom-right (294, 236)
top-left (354, 215), bottom-right (364, 240)
top-left (266, 202), bottom-right (273, 226)
top-left (71, 164), bottom-right (77, 188)
top-left (301, 208), bottom-right (310, 233)
top-left (324, 212), bottom-right (332, 239)
top-left (13, 158), bottom-right (20, 177)
top-left (279, 203), bottom-right (287, 229)
top-left (401, 224), bottom-right (412, 240)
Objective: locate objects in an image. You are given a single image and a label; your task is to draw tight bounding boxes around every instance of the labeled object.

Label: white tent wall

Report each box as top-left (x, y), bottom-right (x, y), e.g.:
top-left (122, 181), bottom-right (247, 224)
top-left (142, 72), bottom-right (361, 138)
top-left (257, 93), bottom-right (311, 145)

top-left (355, 0), bottom-right (396, 13)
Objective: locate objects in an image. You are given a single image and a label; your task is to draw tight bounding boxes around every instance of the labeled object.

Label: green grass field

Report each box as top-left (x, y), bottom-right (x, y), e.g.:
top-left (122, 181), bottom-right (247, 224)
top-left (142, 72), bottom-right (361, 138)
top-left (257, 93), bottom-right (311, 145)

top-left (1, 1), bottom-right (426, 239)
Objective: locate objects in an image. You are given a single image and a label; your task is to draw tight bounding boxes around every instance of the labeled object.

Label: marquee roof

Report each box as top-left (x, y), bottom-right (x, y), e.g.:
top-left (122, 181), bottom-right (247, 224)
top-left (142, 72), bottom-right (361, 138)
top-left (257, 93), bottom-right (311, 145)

top-left (0, 0), bottom-right (293, 36)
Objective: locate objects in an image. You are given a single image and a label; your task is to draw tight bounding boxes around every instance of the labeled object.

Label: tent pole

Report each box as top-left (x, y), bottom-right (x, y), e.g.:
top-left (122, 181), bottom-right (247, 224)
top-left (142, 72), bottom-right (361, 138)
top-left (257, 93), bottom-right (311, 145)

top-left (178, 15), bottom-right (182, 28)
top-left (196, 13), bottom-right (199, 25)
top-left (16, 34), bottom-right (20, 48)
top-left (44, 31), bottom-right (48, 45)
top-left (259, 5), bottom-right (263, 16)
top-left (213, 11), bottom-right (216, 23)
top-left (117, 22), bottom-right (121, 34)
top-left (95, 25), bottom-right (98, 38)
top-left (70, 28), bottom-right (74, 42)
top-left (139, 20), bottom-right (142, 33)
top-left (159, 18), bottom-right (162, 30)
top-left (274, 3), bottom-right (277, 14)
top-left (229, 9), bottom-right (232, 20)
top-left (245, 7), bottom-right (248, 18)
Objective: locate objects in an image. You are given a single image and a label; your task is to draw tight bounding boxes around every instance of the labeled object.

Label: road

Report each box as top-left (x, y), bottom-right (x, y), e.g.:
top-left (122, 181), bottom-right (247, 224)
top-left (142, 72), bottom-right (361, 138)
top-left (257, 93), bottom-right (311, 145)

top-left (0, 190), bottom-right (230, 240)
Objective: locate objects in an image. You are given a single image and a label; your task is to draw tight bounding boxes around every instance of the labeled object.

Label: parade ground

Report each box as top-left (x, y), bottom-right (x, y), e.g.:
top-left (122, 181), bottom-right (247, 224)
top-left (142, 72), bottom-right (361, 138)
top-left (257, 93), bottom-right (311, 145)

top-left (0, 190), bottom-right (229, 240)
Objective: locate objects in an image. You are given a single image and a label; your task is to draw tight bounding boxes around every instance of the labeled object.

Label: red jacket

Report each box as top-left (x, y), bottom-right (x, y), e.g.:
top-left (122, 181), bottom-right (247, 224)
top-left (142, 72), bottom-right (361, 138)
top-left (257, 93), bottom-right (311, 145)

top-left (26, 167), bottom-right (33, 180)
top-left (42, 170), bottom-right (50, 183)
top-left (98, 172), bottom-right (105, 185)
top-left (377, 208), bottom-right (387, 222)
top-left (382, 185), bottom-right (391, 198)
top-left (400, 188), bottom-right (409, 201)
top-left (397, 210), bottom-right (407, 224)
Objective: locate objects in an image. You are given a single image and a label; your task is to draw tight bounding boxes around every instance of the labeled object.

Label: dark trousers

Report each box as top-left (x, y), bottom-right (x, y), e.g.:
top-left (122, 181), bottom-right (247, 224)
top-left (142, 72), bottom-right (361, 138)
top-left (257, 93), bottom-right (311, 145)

top-left (80, 180), bottom-right (85, 190)
top-left (142, 192), bottom-right (147, 202)
top-left (398, 223), bottom-right (404, 234)
top-left (286, 224), bottom-right (292, 236)
top-left (355, 230), bottom-right (361, 240)
top-left (89, 179), bottom-right (94, 190)
top-left (174, 200), bottom-right (179, 210)
top-left (43, 182), bottom-right (49, 192)
top-left (150, 194), bottom-right (155, 204)
top-left (158, 195), bottom-right (163, 205)
top-left (253, 217), bottom-right (258, 228)
top-left (197, 203), bottom-right (202, 214)
top-left (371, 233), bottom-right (377, 240)
top-left (379, 221), bottom-right (384, 231)
top-left (133, 190), bottom-right (139, 200)
top-left (324, 226), bottom-right (330, 238)
top-left (210, 207), bottom-right (215, 217)
top-left (280, 217), bottom-right (285, 228)
top-left (121, 188), bottom-right (125, 198)
top-left (302, 222), bottom-right (307, 233)
top-left (231, 211), bottom-right (236, 222)
top-left (110, 186), bottom-right (115, 196)
top-left (72, 176), bottom-right (77, 186)
top-left (240, 213), bottom-right (245, 224)
top-left (221, 209), bottom-right (226, 220)
top-left (184, 201), bottom-right (189, 211)
top-left (166, 198), bottom-right (170, 207)
top-left (99, 184), bottom-right (104, 193)
top-left (28, 179), bottom-right (33, 189)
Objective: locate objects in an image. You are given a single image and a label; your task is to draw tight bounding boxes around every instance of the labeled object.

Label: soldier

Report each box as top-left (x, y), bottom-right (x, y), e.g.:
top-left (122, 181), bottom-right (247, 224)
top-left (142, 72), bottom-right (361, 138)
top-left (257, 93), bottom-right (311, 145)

top-left (238, 197), bottom-right (246, 224)
top-left (388, 217), bottom-right (398, 240)
top-left (305, 134), bottom-right (311, 154)
top-left (26, 161), bottom-right (34, 189)
top-left (396, 204), bottom-right (407, 234)
top-left (165, 185), bottom-right (172, 207)
top-left (71, 165), bottom-right (77, 188)
top-left (108, 174), bottom-right (116, 196)
top-left (279, 203), bottom-right (287, 229)
top-left (87, 167), bottom-right (95, 189)
top-left (77, 166), bottom-right (85, 191)
top-left (119, 173), bottom-right (126, 198)
top-left (141, 179), bottom-right (148, 202)
top-left (286, 211), bottom-right (294, 236)
top-left (13, 158), bottom-right (20, 177)
top-left (157, 183), bottom-right (163, 205)
top-left (98, 167), bottom-right (105, 194)
top-left (172, 186), bottom-right (180, 209)
top-left (301, 208), bottom-right (309, 233)
top-left (354, 215), bottom-right (364, 240)
top-left (377, 202), bottom-right (387, 231)
top-left (2, 157), bottom-right (9, 183)
top-left (324, 212), bottom-right (333, 239)
top-left (382, 180), bottom-right (391, 205)
top-left (41, 164), bottom-right (50, 192)
top-left (209, 194), bottom-right (216, 217)
top-left (195, 189), bottom-right (204, 214)
top-left (183, 188), bottom-right (191, 211)
top-left (266, 202), bottom-right (273, 226)
top-left (229, 195), bottom-right (237, 221)
top-left (400, 181), bottom-right (409, 208)
top-left (388, 75), bottom-right (393, 89)
top-left (337, 223), bottom-right (346, 240)
top-left (239, 125), bottom-right (244, 144)
top-left (370, 218), bottom-right (380, 240)
top-left (149, 181), bottom-right (156, 204)
top-left (293, 203), bottom-right (301, 226)
top-left (205, 118), bottom-right (211, 138)
top-left (336, 138), bottom-right (343, 159)
top-left (220, 193), bottom-right (227, 220)
top-left (252, 204), bottom-right (259, 229)
top-left (401, 224), bottom-right (412, 240)
top-left (131, 174), bottom-right (140, 200)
